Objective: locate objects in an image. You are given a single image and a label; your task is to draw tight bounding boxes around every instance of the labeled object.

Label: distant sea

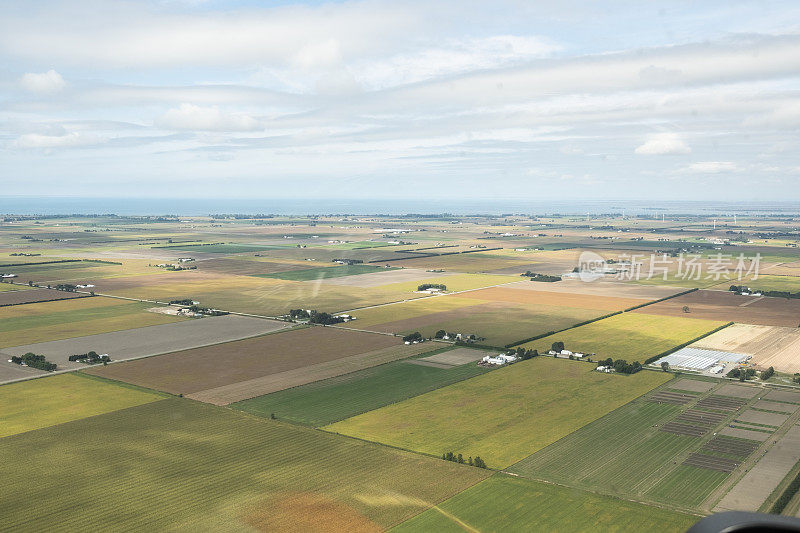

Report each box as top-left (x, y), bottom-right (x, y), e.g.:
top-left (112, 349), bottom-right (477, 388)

top-left (2, 197), bottom-right (800, 216)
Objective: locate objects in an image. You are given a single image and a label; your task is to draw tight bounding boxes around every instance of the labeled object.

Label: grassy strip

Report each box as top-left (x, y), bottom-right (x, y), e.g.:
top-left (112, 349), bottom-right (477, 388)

top-left (0, 259), bottom-right (81, 268)
top-left (732, 420), bottom-right (779, 429)
top-left (728, 425), bottom-right (773, 434)
top-left (0, 293), bottom-right (92, 308)
top-left (644, 322), bottom-right (734, 365)
top-left (770, 460), bottom-right (800, 514)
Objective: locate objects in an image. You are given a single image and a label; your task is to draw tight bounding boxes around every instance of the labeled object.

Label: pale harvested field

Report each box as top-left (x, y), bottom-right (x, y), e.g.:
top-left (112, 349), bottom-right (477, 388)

top-left (321, 268), bottom-right (456, 287)
top-left (736, 409), bottom-right (789, 427)
top-left (691, 323), bottom-right (775, 352)
top-left (717, 383), bottom-right (762, 399)
top-left (86, 327), bottom-right (401, 395)
top-left (504, 278), bottom-right (683, 300)
top-left (452, 286), bottom-right (643, 311)
top-left (0, 362), bottom-right (45, 382)
top-left (716, 425), bottom-right (800, 511)
top-left (719, 426), bottom-right (771, 442)
top-left (692, 324), bottom-right (800, 373)
top-left (754, 400), bottom-right (797, 413)
top-left (188, 342), bottom-right (438, 405)
top-left (0, 315), bottom-right (287, 373)
top-left (766, 389), bottom-right (800, 404)
top-left (749, 331), bottom-right (800, 374)
top-left (418, 347), bottom-right (497, 366)
top-left (670, 379), bottom-right (716, 393)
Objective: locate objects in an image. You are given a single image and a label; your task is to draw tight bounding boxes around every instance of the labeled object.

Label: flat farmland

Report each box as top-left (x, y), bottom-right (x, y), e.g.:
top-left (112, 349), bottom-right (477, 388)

top-left (633, 290), bottom-right (800, 327)
top-left (690, 323), bottom-right (800, 373)
top-left (92, 269), bottom-right (512, 316)
top-left (195, 257), bottom-right (312, 276)
top-left (0, 287), bottom-right (88, 306)
top-left (189, 342), bottom-right (440, 405)
top-left (510, 395), bottom-right (696, 497)
top-left (716, 425), bottom-right (800, 512)
top-left (0, 283), bottom-right (32, 292)
top-left (392, 475), bottom-right (699, 533)
top-left (2, 315), bottom-right (286, 374)
top-left (510, 378), bottom-right (760, 510)
top-left (519, 313), bottom-right (726, 362)
top-left (325, 357), bottom-right (671, 468)
top-left (86, 327), bottom-right (410, 397)
top-left (0, 373), bottom-right (164, 438)
top-left (380, 252), bottom-right (540, 273)
top-left (350, 286), bottom-right (635, 347)
top-left (0, 297), bottom-right (186, 348)
top-left (358, 300), bottom-right (601, 347)
top-left (453, 285), bottom-right (645, 311)
top-left (232, 356), bottom-right (491, 426)
top-left (321, 267), bottom-right (457, 288)
top-left (0, 399), bottom-right (489, 531)
top-left (503, 278), bottom-right (684, 300)
top-left (256, 264), bottom-right (395, 281)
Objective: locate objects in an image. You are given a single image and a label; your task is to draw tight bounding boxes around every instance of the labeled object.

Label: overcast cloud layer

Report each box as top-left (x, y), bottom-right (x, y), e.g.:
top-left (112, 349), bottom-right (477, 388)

top-left (1, 0), bottom-right (799, 200)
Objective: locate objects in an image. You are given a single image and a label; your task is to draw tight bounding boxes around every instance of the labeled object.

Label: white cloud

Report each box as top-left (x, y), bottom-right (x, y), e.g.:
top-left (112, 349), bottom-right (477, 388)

top-left (12, 131), bottom-right (99, 149)
top-left (155, 104), bottom-right (262, 131)
top-left (634, 133), bottom-right (691, 155)
top-left (683, 161), bottom-right (741, 173)
top-left (19, 70), bottom-right (66, 94)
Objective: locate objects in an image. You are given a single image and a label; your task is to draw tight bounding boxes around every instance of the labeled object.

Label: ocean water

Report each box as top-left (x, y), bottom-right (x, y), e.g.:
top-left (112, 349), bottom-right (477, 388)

top-left (2, 197), bottom-right (800, 216)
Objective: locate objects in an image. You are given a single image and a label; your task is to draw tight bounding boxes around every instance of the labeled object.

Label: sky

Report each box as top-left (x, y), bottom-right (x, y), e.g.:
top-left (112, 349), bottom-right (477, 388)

top-left (1, 0), bottom-right (800, 201)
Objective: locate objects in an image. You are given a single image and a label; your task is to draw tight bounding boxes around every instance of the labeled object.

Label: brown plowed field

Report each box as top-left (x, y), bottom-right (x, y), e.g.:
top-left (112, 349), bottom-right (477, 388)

top-left (754, 400), bottom-right (797, 413)
top-left (766, 389), bottom-right (800, 404)
top-left (702, 436), bottom-right (760, 458)
top-left (187, 342), bottom-right (438, 405)
top-left (0, 288), bottom-right (88, 307)
top-left (736, 409), bottom-right (788, 427)
top-left (86, 326), bottom-right (401, 395)
top-left (670, 379), bottom-right (716, 393)
top-left (717, 384), bottom-right (761, 399)
top-left (633, 290), bottom-right (800, 327)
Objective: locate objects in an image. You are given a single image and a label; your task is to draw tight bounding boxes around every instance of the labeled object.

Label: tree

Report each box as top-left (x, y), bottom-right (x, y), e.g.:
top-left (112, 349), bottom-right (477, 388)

top-left (661, 361), bottom-right (670, 372)
top-left (434, 329), bottom-right (446, 339)
top-left (682, 305), bottom-right (691, 313)
top-left (551, 341), bottom-right (565, 353)
top-left (761, 366), bottom-right (775, 381)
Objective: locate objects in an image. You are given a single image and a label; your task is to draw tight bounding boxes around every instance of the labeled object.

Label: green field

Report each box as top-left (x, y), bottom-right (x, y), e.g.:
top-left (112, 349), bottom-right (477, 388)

top-left (0, 373), bottom-right (165, 438)
top-left (0, 283), bottom-right (30, 292)
top-left (325, 357), bottom-right (671, 468)
top-left (0, 298), bottom-right (184, 347)
top-left (232, 358), bottom-right (491, 426)
top-left (519, 313), bottom-right (726, 362)
top-left (392, 475), bottom-right (699, 532)
top-left (508, 379), bottom-right (743, 510)
top-left (154, 243), bottom-right (288, 253)
top-left (646, 465), bottom-right (730, 508)
top-left (256, 264), bottom-right (395, 281)
top-left (0, 398), bottom-right (489, 531)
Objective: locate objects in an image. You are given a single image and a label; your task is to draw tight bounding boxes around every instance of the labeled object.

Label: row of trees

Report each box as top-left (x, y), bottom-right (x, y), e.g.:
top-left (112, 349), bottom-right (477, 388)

top-left (418, 283), bottom-right (447, 291)
top-left (10, 352), bottom-right (57, 371)
top-left (442, 451), bottom-right (487, 469)
top-left (511, 347), bottom-right (539, 360)
top-left (289, 309), bottom-right (345, 325)
top-left (597, 358), bottom-right (642, 374)
top-left (68, 351), bottom-right (110, 364)
top-left (761, 366), bottom-right (775, 380)
top-left (403, 332), bottom-right (423, 343)
top-left (727, 367), bottom-right (756, 381)
top-left (730, 285), bottom-right (800, 300)
top-left (521, 271), bottom-right (561, 282)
